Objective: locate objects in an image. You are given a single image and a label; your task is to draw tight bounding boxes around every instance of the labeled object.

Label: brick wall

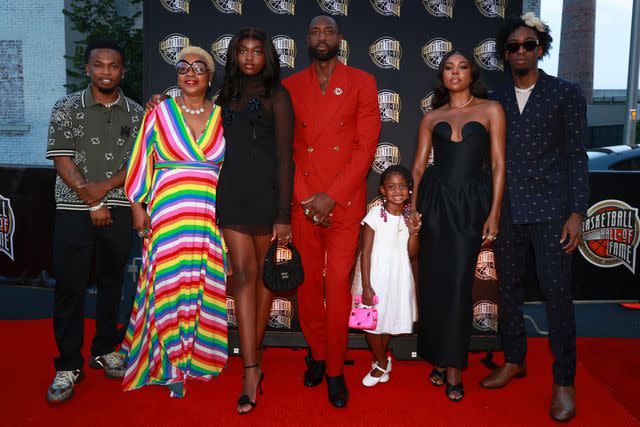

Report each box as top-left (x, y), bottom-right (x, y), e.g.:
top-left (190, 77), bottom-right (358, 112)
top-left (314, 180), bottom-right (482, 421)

top-left (0, 1), bottom-right (66, 166)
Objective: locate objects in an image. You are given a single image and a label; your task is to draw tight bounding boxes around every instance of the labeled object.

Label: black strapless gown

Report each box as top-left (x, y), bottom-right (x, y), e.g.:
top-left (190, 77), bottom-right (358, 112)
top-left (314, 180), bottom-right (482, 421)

top-left (416, 121), bottom-right (492, 369)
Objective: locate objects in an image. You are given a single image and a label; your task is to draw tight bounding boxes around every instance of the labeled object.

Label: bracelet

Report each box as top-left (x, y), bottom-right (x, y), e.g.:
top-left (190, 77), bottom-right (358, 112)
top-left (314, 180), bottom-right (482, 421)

top-left (88, 202), bottom-right (104, 212)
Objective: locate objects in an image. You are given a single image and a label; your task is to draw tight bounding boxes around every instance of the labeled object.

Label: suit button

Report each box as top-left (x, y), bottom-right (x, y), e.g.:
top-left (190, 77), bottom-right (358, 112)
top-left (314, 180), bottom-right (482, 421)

top-left (334, 145), bottom-right (340, 151)
top-left (302, 122), bottom-right (307, 128)
top-left (339, 121), bottom-right (344, 126)
top-left (346, 201), bottom-right (351, 206)
top-left (303, 171), bottom-right (309, 176)
top-left (307, 146), bottom-right (314, 152)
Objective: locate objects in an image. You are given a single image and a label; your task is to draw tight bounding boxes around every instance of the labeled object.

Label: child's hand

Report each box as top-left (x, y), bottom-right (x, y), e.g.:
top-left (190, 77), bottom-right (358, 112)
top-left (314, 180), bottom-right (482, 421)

top-left (408, 209), bottom-right (422, 235)
top-left (361, 287), bottom-right (376, 306)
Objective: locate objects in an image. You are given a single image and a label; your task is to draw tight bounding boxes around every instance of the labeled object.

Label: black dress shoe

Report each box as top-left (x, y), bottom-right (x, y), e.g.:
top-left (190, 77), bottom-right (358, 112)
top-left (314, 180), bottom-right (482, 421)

top-left (326, 374), bottom-right (349, 408)
top-left (303, 353), bottom-right (326, 387)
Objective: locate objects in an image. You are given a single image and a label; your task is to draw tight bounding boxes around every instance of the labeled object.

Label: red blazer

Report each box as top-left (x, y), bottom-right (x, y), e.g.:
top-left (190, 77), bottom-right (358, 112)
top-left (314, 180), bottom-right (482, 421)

top-left (283, 61), bottom-right (381, 222)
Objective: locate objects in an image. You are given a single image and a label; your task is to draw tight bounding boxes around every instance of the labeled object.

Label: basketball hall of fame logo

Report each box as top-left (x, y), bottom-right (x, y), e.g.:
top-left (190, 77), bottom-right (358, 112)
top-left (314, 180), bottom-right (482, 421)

top-left (475, 0), bottom-right (506, 18)
top-left (422, 0), bottom-right (455, 18)
top-left (212, 0), bottom-right (243, 14)
top-left (474, 38), bottom-right (502, 71)
top-left (164, 85), bottom-right (182, 99)
top-left (211, 34), bottom-right (234, 66)
top-left (273, 35), bottom-right (296, 68)
top-left (473, 300), bottom-right (498, 332)
top-left (317, 0), bottom-right (349, 16)
top-left (265, 0), bottom-right (295, 15)
top-left (370, 0), bottom-right (402, 17)
top-left (420, 91), bottom-right (435, 114)
top-left (0, 195), bottom-right (15, 260)
top-left (338, 39), bottom-right (349, 65)
top-left (378, 90), bottom-right (401, 123)
top-left (226, 297), bottom-right (237, 327)
top-left (367, 195), bottom-right (383, 212)
top-left (422, 37), bottom-right (453, 70)
top-left (370, 37), bottom-right (402, 70)
top-left (475, 247), bottom-right (498, 280)
top-left (579, 199), bottom-right (640, 273)
top-left (161, 0), bottom-right (190, 13)
top-left (372, 143), bottom-right (401, 174)
top-left (159, 33), bottom-right (191, 65)
top-left (268, 298), bottom-right (293, 329)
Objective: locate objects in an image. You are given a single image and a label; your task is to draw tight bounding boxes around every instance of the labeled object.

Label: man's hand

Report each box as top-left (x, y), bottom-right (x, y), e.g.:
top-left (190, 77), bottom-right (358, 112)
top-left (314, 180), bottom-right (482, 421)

top-left (77, 181), bottom-right (110, 206)
top-left (561, 212), bottom-right (584, 254)
top-left (90, 206), bottom-right (112, 227)
top-left (146, 94), bottom-right (166, 111)
top-left (301, 193), bottom-right (336, 226)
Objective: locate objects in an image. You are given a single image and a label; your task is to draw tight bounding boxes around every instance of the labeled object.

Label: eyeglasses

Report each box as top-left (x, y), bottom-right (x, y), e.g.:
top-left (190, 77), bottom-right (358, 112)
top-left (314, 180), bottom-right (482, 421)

top-left (505, 40), bottom-right (540, 54)
top-left (175, 60), bottom-right (209, 75)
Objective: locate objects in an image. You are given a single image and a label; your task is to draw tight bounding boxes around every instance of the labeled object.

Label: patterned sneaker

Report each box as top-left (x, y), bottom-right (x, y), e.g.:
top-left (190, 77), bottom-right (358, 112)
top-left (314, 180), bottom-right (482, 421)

top-left (46, 369), bottom-right (83, 403)
top-left (89, 351), bottom-right (126, 378)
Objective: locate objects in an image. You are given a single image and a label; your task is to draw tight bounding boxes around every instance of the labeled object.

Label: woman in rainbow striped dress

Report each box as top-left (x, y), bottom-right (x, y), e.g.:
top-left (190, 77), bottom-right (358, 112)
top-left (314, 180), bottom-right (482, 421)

top-left (121, 46), bottom-right (227, 397)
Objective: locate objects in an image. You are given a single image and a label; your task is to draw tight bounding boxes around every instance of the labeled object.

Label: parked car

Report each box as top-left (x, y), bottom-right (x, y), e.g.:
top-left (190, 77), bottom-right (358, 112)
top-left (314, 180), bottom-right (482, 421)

top-left (587, 144), bottom-right (640, 171)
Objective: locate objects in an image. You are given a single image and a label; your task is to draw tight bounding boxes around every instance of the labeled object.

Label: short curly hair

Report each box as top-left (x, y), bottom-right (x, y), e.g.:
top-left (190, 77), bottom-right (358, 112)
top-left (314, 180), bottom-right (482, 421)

top-left (176, 46), bottom-right (215, 81)
top-left (496, 15), bottom-right (553, 59)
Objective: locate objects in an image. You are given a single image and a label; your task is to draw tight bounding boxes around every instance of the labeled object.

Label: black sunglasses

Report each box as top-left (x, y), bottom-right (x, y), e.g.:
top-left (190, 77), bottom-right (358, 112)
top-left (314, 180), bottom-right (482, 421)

top-left (175, 60), bottom-right (208, 75)
top-left (505, 40), bottom-right (540, 54)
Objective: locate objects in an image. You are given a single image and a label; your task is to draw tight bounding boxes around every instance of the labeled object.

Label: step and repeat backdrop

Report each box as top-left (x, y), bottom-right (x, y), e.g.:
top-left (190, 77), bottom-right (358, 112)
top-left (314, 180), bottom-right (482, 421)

top-left (143, 0), bottom-right (521, 348)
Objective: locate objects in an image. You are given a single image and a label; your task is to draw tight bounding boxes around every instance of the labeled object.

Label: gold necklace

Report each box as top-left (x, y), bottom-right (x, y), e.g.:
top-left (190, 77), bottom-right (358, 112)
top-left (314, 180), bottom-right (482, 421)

top-left (449, 95), bottom-right (474, 109)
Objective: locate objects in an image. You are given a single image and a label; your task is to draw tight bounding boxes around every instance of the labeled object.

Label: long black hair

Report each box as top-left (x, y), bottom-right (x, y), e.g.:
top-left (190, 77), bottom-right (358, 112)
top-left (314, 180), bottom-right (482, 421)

top-left (217, 27), bottom-right (281, 105)
top-left (431, 50), bottom-right (488, 109)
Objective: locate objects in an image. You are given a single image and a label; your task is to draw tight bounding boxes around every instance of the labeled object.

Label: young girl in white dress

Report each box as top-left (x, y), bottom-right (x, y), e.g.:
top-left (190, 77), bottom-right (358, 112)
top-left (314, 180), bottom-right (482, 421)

top-left (353, 165), bottom-right (418, 387)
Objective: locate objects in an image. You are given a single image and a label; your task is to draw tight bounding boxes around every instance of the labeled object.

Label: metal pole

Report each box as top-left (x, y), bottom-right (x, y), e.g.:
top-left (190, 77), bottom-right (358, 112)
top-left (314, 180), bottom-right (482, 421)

top-left (623, 0), bottom-right (640, 146)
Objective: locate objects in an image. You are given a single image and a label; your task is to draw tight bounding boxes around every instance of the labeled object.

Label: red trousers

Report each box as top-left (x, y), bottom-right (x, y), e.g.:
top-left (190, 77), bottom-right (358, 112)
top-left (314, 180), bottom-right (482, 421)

top-left (292, 212), bottom-right (360, 376)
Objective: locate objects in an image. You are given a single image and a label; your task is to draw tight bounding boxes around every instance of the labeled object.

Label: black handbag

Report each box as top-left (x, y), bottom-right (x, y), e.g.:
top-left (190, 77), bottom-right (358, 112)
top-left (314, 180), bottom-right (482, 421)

top-left (263, 241), bottom-right (304, 292)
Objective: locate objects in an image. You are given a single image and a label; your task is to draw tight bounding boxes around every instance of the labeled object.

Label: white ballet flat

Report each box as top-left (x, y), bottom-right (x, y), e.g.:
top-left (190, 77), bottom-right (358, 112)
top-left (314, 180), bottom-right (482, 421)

top-left (363, 357), bottom-right (392, 387)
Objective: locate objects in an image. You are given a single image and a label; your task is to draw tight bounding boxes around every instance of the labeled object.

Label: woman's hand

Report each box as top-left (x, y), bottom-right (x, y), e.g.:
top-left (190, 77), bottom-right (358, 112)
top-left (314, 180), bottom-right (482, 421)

top-left (272, 223), bottom-right (292, 246)
top-left (361, 286), bottom-right (376, 306)
top-left (132, 203), bottom-right (151, 238)
top-left (482, 212), bottom-right (500, 246)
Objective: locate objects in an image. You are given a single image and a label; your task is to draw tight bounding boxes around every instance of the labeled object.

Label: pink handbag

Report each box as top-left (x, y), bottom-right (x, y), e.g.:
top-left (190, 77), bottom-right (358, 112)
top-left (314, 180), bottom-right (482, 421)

top-left (349, 295), bottom-right (378, 330)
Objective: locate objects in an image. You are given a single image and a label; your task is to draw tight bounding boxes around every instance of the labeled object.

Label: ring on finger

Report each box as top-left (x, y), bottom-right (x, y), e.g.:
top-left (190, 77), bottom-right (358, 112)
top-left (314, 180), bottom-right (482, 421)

top-left (312, 215), bottom-right (320, 222)
top-left (304, 208), bottom-right (310, 216)
top-left (137, 231), bottom-right (144, 238)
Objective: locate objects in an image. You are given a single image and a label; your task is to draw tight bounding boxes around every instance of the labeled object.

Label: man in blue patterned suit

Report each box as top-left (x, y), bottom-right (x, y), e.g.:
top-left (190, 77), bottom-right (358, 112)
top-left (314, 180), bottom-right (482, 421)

top-left (480, 13), bottom-right (588, 423)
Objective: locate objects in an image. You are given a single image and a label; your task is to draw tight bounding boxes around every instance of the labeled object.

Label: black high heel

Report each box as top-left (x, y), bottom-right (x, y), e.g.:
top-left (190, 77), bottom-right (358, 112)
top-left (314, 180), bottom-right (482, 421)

top-left (237, 364), bottom-right (264, 414)
top-left (429, 368), bottom-right (446, 387)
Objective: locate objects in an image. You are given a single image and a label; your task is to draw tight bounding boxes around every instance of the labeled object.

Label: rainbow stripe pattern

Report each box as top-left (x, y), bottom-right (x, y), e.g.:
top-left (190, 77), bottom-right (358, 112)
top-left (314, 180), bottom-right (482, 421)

top-left (121, 99), bottom-right (227, 396)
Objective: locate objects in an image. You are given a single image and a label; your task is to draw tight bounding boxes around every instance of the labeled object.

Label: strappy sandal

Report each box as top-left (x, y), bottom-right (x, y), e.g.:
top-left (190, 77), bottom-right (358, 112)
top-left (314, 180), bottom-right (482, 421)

top-left (445, 381), bottom-right (464, 402)
top-left (429, 368), bottom-right (446, 387)
top-left (237, 364), bottom-right (264, 415)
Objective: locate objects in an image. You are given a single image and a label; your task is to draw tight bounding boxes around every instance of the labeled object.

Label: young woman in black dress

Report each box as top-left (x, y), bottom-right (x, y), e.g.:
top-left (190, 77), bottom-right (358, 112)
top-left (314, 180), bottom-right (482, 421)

top-left (410, 51), bottom-right (505, 402)
top-left (215, 28), bottom-right (294, 414)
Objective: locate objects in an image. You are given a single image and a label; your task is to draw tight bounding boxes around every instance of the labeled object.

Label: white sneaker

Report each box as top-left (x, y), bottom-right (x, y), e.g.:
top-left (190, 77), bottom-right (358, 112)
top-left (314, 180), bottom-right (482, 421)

top-left (362, 357), bottom-right (392, 387)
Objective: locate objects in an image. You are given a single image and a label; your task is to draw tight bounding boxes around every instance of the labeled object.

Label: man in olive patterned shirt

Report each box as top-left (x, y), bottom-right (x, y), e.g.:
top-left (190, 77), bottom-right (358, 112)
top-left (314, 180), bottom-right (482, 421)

top-left (45, 40), bottom-right (143, 403)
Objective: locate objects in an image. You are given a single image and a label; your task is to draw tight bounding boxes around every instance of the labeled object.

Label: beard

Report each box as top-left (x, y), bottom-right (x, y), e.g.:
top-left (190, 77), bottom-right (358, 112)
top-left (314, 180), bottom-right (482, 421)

top-left (308, 44), bottom-right (339, 61)
top-left (96, 85), bottom-right (117, 94)
top-left (513, 66), bottom-right (531, 76)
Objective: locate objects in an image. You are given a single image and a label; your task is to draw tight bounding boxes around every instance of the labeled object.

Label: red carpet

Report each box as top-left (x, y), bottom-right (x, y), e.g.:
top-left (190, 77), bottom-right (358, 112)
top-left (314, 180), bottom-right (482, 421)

top-left (3, 319), bottom-right (638, 426)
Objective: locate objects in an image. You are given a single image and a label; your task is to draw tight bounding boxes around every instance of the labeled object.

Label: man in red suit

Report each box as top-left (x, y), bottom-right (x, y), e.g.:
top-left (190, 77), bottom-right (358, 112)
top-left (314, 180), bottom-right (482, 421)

top-left (282, 15), bottom-right (381, 408)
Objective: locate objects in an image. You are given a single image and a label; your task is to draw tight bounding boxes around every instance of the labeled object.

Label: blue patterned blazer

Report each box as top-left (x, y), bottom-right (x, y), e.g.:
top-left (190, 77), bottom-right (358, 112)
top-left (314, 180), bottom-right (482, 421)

top-left (492, 69), bottom-right (589, 224)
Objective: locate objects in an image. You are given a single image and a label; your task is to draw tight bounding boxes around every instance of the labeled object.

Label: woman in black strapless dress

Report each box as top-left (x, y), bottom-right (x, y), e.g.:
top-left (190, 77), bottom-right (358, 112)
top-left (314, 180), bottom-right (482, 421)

top-left (410, 51), bottom-right (506, 402)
